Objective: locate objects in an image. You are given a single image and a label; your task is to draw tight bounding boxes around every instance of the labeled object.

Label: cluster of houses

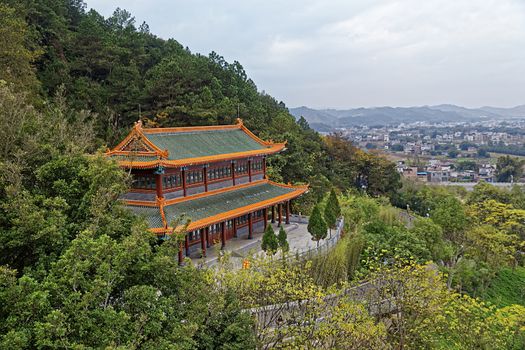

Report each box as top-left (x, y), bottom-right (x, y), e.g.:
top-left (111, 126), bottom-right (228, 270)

top-left (342, 121), bottom-right (525, 157)
top-left (396, 160), bottom-right (497, 183)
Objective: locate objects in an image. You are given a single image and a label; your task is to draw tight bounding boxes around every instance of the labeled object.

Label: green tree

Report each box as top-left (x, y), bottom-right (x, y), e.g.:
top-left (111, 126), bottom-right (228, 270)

top-left (456, 160), bottom-right (478, 172)
top-left (324, 188), bottom-right (341, 233)
top-left (261, 224), bottom-right (278, 255)
top-left (477, 148), bottom-right (490, 158)
top-left (0, 4), bottom-right (40, 95)
top-left (496, 155), bottom-right (525, 182)
top-left (409, 217), bottom-right (448, 262)
top-left (308, 205), bottom-right (328, 247)
top-left (448, 149), bottom-right (459, 158)
top-left (277, 225), bottom-right (289, 253)
top-left (390, 144), bottom-right (404, 152)
top-left (431, 195), bottom-right (467, 242)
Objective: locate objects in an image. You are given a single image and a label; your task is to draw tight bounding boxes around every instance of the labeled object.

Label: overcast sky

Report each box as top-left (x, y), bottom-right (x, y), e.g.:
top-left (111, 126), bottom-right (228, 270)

top-left (87, 0), bottom-right (525, 109)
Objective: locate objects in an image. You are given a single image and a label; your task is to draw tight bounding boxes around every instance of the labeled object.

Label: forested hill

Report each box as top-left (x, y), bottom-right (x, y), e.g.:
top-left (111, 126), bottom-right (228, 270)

top-left (0, 0), bottom-right (401, 205)
top-left (4, 0), bottom-right (291, 139)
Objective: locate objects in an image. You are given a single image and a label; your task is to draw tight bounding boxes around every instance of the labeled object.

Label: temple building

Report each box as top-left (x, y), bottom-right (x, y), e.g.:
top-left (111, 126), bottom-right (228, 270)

top-left (106, 118), bottom-right (308, 263)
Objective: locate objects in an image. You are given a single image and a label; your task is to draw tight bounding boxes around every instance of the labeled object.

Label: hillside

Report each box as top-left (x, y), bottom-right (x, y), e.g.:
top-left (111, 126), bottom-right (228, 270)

top-left (290, 104), bottom-right (525, 130)
top-left (1, 1), bottom-right (525, 349)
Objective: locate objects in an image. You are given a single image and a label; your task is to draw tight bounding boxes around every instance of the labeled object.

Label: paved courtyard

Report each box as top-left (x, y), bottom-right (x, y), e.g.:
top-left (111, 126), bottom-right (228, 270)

top-left (190, 219), bottom-right (338, 268)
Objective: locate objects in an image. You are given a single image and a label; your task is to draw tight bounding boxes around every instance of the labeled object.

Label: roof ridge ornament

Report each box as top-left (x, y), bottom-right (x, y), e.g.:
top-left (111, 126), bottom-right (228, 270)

top-left (134, 119), bottom-right (143, 130)
top-left (236, 118), bottom-right (243, 126)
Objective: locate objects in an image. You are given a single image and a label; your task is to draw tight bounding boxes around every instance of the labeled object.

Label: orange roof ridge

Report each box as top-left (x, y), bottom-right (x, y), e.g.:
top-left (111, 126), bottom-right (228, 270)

top-left (120, 199), bottom-right (159, 207)
top-left (267, 179), bottom-right (309, 190)
top-left (141, 123), bottom-right (240, 134)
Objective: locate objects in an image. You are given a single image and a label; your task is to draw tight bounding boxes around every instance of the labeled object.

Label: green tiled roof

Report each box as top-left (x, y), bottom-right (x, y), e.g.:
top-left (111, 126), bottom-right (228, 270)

top-left (126, 205), bottom-right (164, 228)
top-left (163, 182), bottom-right (294, 224)
top-left (145, 129), bottom-right (266, 160)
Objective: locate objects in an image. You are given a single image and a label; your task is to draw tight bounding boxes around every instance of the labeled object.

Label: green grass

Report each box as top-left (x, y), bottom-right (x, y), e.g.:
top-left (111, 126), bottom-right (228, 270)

top-left (481, 267), bottom-right (525, 308)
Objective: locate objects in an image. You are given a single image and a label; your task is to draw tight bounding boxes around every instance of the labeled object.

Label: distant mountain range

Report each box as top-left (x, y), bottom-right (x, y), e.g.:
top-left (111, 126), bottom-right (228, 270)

top-left (289, 104), bottom-right (525, 132)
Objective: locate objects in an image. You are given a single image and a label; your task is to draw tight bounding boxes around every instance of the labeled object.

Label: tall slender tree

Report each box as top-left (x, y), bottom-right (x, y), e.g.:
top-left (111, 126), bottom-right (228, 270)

top-left (262, 224), bottom-right (279, 255)
top-left (277, 225), bottom-right (289, 253)
top-left (324, 188), bottom-right (341, 237)
top-left (308, 205), bottom-right (328, 247)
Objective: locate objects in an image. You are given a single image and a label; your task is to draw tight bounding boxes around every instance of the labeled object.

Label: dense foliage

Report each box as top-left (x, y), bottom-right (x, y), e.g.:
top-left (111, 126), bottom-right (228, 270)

top-left (0, 85), bottom-right (254, 348)
top-left (261, 224), bottom-right (278, 255)
top-left (307, 205), bottom-right (328, 247)
top-left (1, 0), bottom-right (401, 214)
top-left (2, 0), bottom-right (522, 348)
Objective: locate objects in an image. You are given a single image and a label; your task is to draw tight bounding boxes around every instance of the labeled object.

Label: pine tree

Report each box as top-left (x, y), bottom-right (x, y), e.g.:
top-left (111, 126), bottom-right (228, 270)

top-left (261, 224), bottom-right (279, 255)
top-left (308, 205), bottom-right (328, 247)
top-left (277, 225), bottom-right (289, 253)
top-left (331, 188), bottom-right (341, 218)
top-left (324, 188), bottom-right (341, 237)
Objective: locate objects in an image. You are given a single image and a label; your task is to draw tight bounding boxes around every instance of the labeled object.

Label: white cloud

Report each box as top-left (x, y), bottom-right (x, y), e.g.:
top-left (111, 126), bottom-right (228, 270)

top-left (86, 0), bottom-right (525, 108)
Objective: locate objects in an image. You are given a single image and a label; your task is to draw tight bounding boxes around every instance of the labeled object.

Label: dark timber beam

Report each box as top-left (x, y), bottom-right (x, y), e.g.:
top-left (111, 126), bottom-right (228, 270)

top-left (200, 228), bottom-right (206, 257)
top-left (181, 168), bottom-right (187, 197)
top-left (286, 200), bottom-right (290, 225)
top-left (203, 166), bottom-right (208, 192)
top-left (221, 222), bottom-right (226, 249)
top-left (231, 161), bottom-right (236, 185)
top-left (248, 158), bottom-right (252, 182)
top-left (248, 213), bottom-right (253, 239)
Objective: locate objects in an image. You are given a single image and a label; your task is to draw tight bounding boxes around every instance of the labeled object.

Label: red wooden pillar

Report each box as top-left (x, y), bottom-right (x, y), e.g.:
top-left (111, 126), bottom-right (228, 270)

top-left (248, 159), bottom-right (252, 182)
top-left (178, 241), bottom-right (183, 265)
top-left (278, 203), bottom-right (282, 226)
top-left (248, 213), bottom-right (253, 239)
top-left (185, 233), bottom-right (190, 256)
top-left (271, 205), bottom-right (275, 223)
top-left (220, 222), bottom-right (226, 249)
top-left (181, 168), bottom-right (187, 197)
top-left (200, 228), bottom-right (206, 257)
top-left (155, 174), bottom-right (163, 199)
top-left (286, 201), bottom-right (290, 225)
top-left (203, 166), bottom-right (208, 192)
top-left (263, 208), bottom-right (268, 230)
top-left (231, 162), bottom-right (236, 185)
top-left (263, 157), bottom-right (267, 177)
top-left (233, 218), bottom-right (238, 238)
